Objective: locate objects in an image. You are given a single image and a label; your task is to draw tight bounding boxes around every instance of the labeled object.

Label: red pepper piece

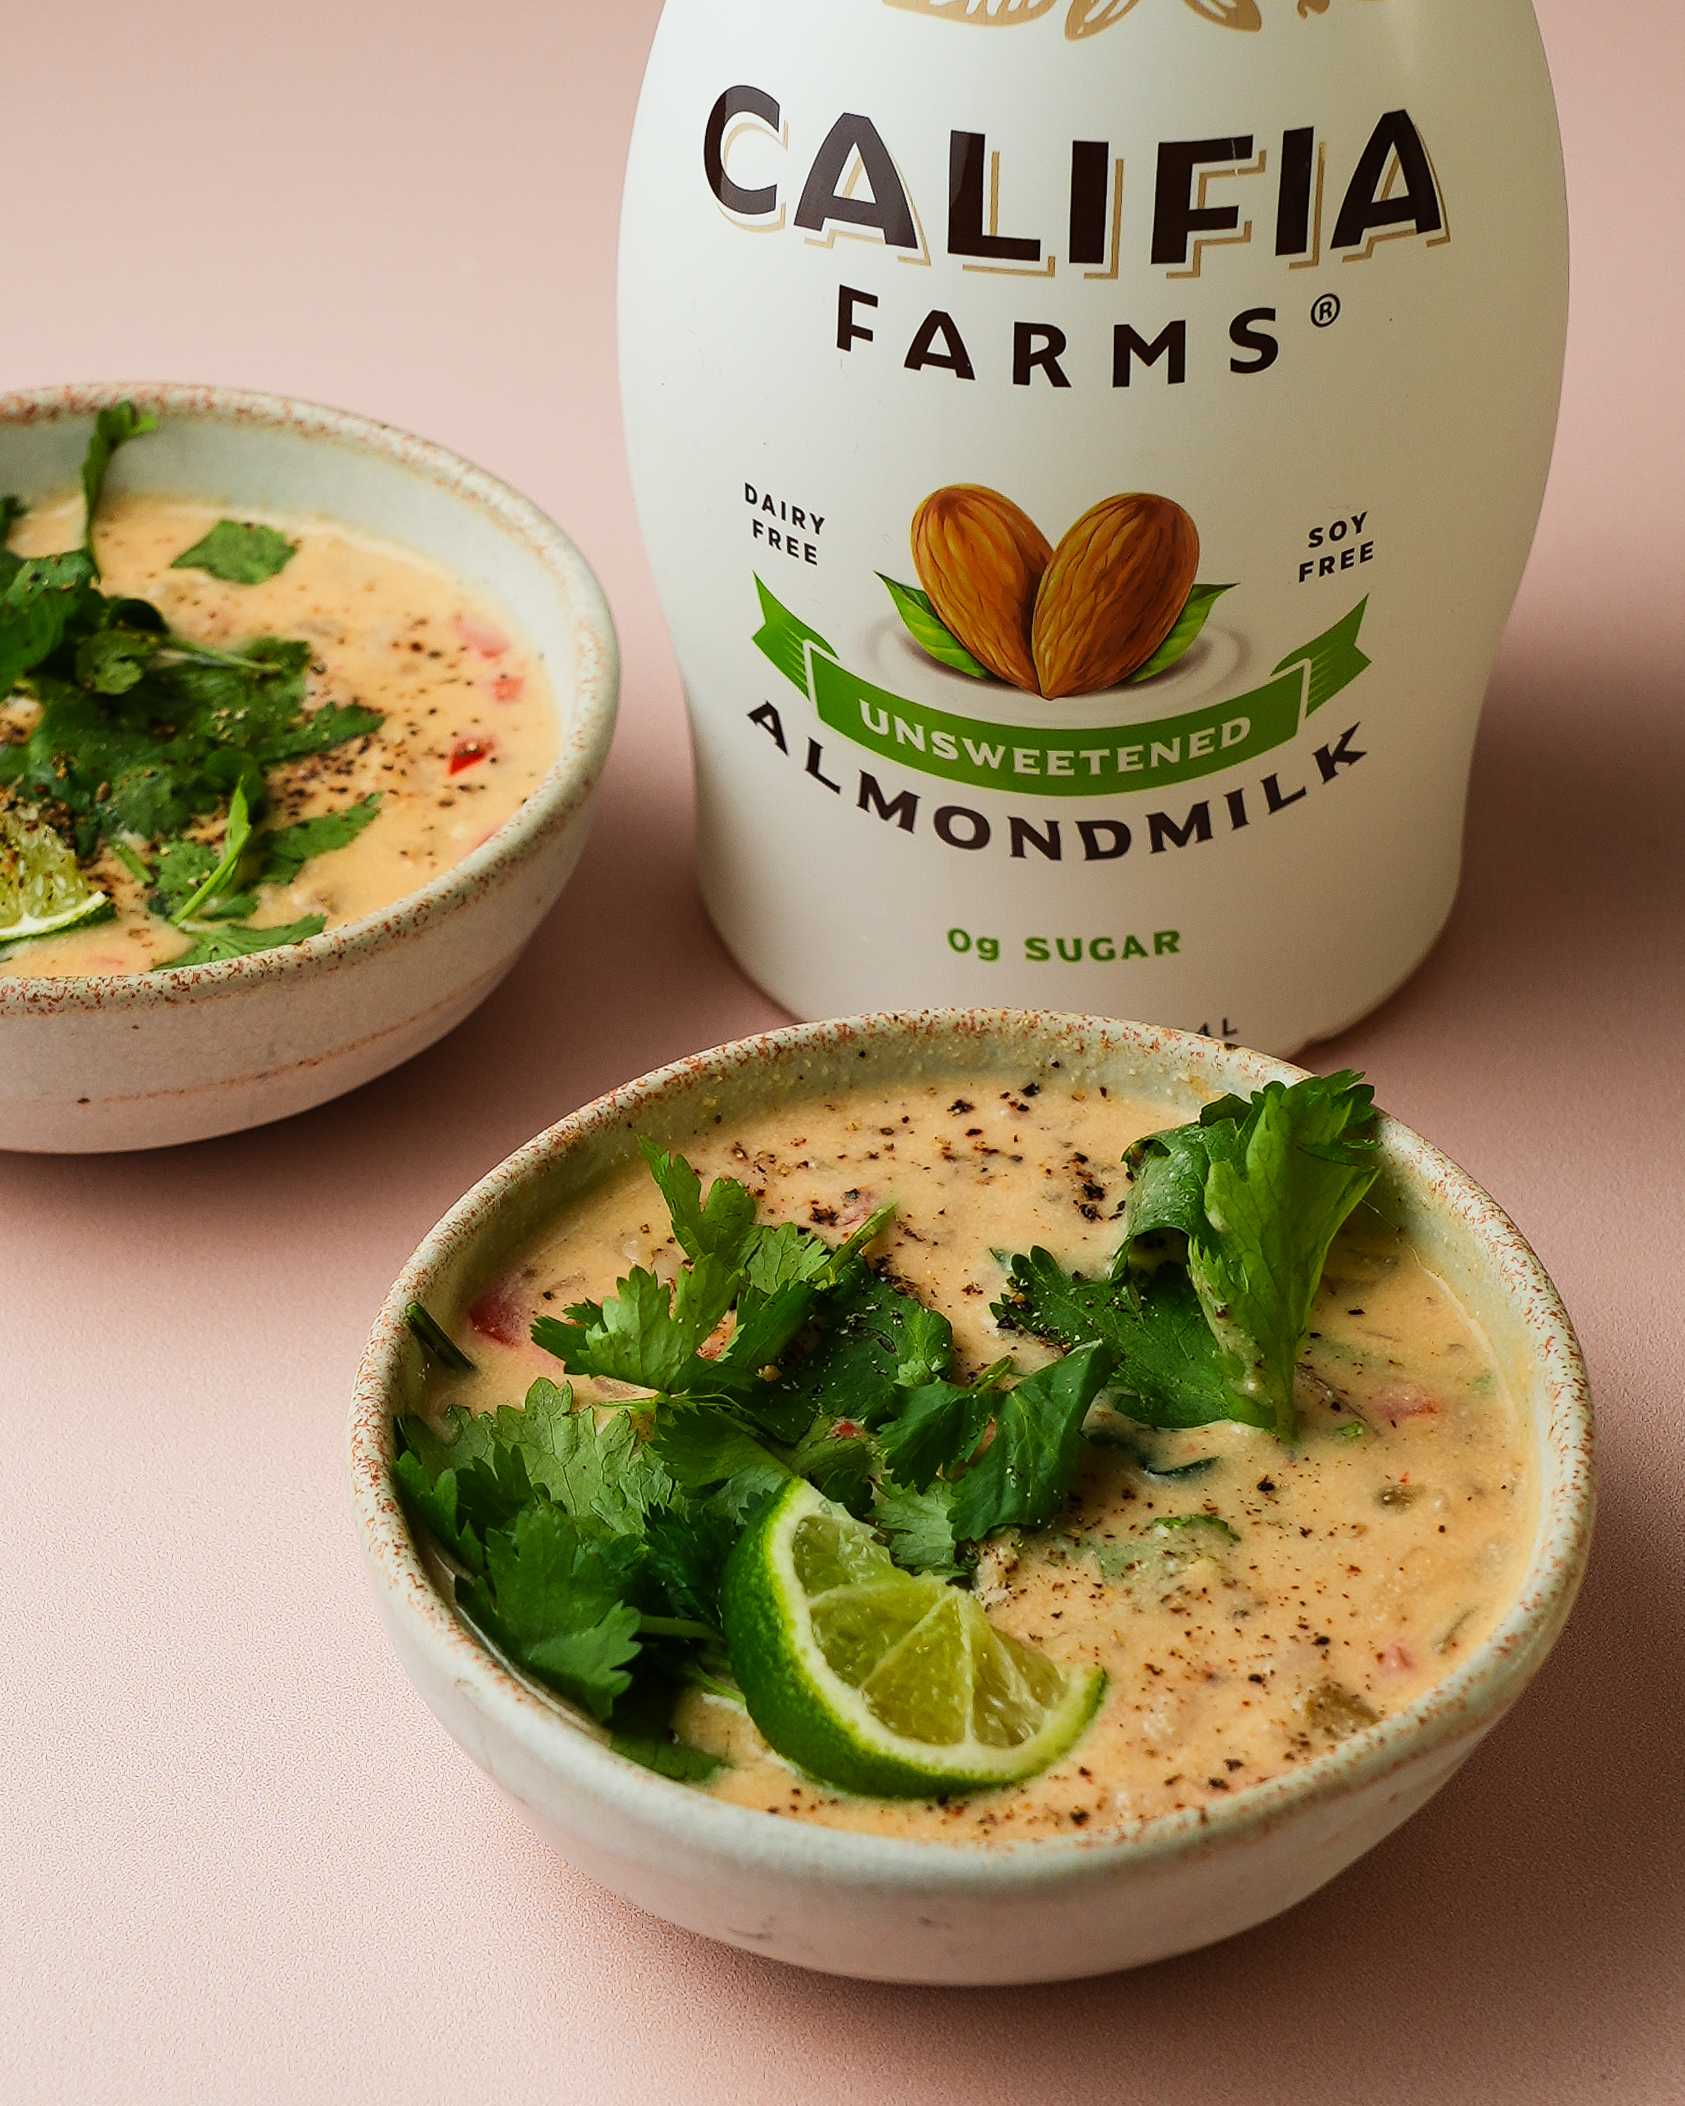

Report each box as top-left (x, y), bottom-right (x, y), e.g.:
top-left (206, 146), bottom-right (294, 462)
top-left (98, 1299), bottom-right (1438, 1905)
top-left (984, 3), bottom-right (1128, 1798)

top-left (449, 736), bottom-right (494, 775)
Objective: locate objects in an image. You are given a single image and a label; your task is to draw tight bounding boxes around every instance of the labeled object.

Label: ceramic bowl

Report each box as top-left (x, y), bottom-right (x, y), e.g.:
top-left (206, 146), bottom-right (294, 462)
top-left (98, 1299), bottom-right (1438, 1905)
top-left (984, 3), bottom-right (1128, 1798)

top-left (0, 382), bottom-right (618, 1153)
top-left (348, 1010), bottom-right (1594, 1986)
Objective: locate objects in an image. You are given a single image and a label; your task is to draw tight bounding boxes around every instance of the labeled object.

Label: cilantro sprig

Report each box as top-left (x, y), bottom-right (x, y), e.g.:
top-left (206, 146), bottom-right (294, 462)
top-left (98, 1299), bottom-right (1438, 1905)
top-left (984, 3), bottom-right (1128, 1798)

top-left (998, 1073), bottom-right (1381, 1442)
top-left (0, 403), bottom-right (386, 965)
top-left (527, 1140), bottom-right (1106, 1545)
top-left (395, 1378), bottom-right (726, 1735)
top-left (81, 402), bottom-right (158, 572)
top-left (531, 1140), bottom-right (906, 1441)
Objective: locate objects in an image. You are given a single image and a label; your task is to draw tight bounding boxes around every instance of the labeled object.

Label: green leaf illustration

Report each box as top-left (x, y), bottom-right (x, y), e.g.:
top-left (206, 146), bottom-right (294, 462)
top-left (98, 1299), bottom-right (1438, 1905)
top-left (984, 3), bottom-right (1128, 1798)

top-left (1129, 583), bottom-right (1236, 686)
top-left (878, 574), bottom-right (989, 680)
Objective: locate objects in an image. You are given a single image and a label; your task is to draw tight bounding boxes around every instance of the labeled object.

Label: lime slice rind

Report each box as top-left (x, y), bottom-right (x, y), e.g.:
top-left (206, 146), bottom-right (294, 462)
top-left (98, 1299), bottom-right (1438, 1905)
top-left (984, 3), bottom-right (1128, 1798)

top-left (722, 1479), bottom-right (1106, 1799)
top-left (0, 894), bottom-right (111, 945)
top-left (0, 808), bottom-right (108, 948)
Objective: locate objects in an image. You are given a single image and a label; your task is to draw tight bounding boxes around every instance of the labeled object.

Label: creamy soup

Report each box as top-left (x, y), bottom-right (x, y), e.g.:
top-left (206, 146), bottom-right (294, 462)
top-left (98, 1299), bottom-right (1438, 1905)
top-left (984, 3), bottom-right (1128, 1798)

top-left (432, 1074), bottom-right (1533, 1843)
top-left (1, 492), bottom-right (558, 976)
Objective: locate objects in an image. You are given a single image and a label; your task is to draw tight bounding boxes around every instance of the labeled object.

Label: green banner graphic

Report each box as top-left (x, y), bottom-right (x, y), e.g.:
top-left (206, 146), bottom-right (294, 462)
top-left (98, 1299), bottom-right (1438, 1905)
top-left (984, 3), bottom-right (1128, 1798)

top-left (752, 578), bottom-right (1371, 799)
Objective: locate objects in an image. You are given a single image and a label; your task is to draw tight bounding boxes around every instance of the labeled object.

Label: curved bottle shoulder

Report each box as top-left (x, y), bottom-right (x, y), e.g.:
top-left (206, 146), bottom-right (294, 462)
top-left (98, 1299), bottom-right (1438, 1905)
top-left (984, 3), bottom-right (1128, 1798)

top-left (629, 0), bottom-right (1565, 106)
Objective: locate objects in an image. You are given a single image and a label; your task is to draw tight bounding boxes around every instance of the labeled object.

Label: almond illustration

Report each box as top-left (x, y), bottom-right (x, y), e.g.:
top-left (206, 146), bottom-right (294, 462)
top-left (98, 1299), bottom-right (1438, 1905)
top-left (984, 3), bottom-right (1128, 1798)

top-left (911, 485), bottom-right (1053, 692)
top-left (1032, 494), bottom-right (1201, 698)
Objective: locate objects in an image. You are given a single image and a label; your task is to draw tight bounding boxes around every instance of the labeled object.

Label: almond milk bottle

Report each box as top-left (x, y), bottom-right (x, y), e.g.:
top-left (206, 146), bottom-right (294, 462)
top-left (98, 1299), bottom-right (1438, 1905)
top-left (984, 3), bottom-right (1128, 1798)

top-left (620, 0), bottom-right (1568, 1051)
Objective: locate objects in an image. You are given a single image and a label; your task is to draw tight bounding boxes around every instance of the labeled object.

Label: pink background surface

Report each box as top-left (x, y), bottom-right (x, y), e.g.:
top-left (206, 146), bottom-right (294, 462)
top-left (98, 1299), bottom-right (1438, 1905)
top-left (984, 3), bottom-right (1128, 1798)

top-left (5, 3), bottom-right (1683, 2100)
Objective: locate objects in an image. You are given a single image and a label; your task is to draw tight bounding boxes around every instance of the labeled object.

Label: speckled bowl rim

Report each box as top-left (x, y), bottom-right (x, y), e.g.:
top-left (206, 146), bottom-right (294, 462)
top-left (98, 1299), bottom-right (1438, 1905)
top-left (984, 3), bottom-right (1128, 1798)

top-left (0, 381), bottom-right (618, 1016)
top-left (348, 1009), bottom-right (1595, 1893)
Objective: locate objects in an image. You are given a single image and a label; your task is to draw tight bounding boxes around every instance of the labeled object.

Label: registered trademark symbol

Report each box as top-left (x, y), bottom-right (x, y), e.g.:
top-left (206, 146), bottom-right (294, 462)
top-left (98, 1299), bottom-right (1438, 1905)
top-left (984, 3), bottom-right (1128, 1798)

top-left (1311, 293), bottom-right (1343, 330)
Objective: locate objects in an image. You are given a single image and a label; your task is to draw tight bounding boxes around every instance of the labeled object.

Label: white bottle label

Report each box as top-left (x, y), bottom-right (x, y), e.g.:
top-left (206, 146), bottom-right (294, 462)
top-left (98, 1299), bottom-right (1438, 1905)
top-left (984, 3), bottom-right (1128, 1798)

top-left (621, 0), bottom-right (1567, 1050)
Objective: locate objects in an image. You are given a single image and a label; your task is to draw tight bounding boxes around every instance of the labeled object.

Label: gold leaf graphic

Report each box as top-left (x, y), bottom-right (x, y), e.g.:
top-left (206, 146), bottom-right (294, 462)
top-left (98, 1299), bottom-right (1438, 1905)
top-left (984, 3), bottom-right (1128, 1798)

top-left (1182, 0), bottom-right (1264, 27)
top-left (885, 0), bottom-right (1381, 32)
top-left (1066, 0), bottom-right (1143, 36)
top-left (884, 0), bottom-right (1060, 21)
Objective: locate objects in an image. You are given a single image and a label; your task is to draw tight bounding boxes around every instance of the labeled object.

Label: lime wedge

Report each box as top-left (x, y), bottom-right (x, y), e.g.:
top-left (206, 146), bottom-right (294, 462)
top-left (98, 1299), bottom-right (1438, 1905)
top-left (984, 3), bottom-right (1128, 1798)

top-left (0, 807), bottom-right (109, 946)
top-left (721, 1478), bottom-right (1105, 1799)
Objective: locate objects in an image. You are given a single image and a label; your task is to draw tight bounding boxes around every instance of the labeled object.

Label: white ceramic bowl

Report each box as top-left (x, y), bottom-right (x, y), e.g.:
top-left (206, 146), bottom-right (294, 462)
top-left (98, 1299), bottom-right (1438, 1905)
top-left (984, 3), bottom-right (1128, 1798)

top-left (348, 1011), bottom-right (1594, 1986)
top-left (0, 383), bottom-right (618, 1153)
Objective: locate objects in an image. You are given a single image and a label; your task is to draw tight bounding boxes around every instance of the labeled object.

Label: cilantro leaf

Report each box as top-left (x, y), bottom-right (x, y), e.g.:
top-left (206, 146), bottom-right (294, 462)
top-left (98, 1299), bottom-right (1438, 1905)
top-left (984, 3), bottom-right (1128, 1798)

top-left (158, 913), bottom-right (325, 969)
top-left (402, 1382), bottom-right (677, 1545)
top-left (640, 1502), bottom-right (742, 1629)
top-left (767, 1265), bottom-right (955, 1431)
top-left (1117, 1102), bottom-right (1251, 1252)
top-left (398, 1147), bottom-right (1131, 1744)
top-left (650, 1408), bottom-right (788, 1501)
top-left (895, 1304), bottom-right (953, 1389)
top-left (396, 1378), bottom-right (754, 1734)
top-left (74, 623), bottom-right (161, 695)
top-left (650, 1398), bottom-right (875, 1522)
top-left (402, 1406), bottom-right (657, 1718)
top-left (710, 1464), bottom-right (795, 1529)
top-left (705, 1206), bottom-right (900, 1427)
top-left (998, 1250), bottom-right (1268, 1432)
top-left (80, 402), bottom-right (157, 571)
top-left (258, 696), bottom-right (383, 762)
top-left (153, 638), bottom-right (377, 769)
top-left (0, 679), bottom-right (224, 851)
top-left (946, 1343), bottom-right (1113, 1542)
top-left (459, 1503), bottom-right (644, 1722)
top-left (156, 795), bottom-right (381, 924)
top-left (610, 1727), bottom-right (726, 1783)
top-left (252, 794), bottom-right (382, 887)
top-left (0, 405), bottom-right (388, 973)
top-left (1179, 1078), bottom-right (1379, 1440)
top-left (171, 520), bottom-right (298, 585)
top-left (0, 551), bottom-right (98, 694)
top-left (153, 838), bottom-right (218, 918)
top-left (872, 1480), bottom-right (963, 1578)
top-left (398, 1405), bottom-right (498, 1483)
top-left (532, 1257), bottom-right (741, 1395)
top-left (392, 1452), bottom-right (489, 1571)
top-left (495, 1379), bottom-right (676, 1534)
top-left (638, 1140), bottom-right (760, 1269)
top-left (102, 595), bottom-right (169, 638)
top-left (741, 1220), bottom-right (835, 1295)
top-left (394, 1410), bottom-right (521, 1573)
top-left (875, 1380), bottom-right (995, 1491)
top-left (522, 1611), bottom-right (644, 1720)
top-left (3, 625), bottom-right (376, 860)
top-left (869, 1346), bottom-right (1109, 1546)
